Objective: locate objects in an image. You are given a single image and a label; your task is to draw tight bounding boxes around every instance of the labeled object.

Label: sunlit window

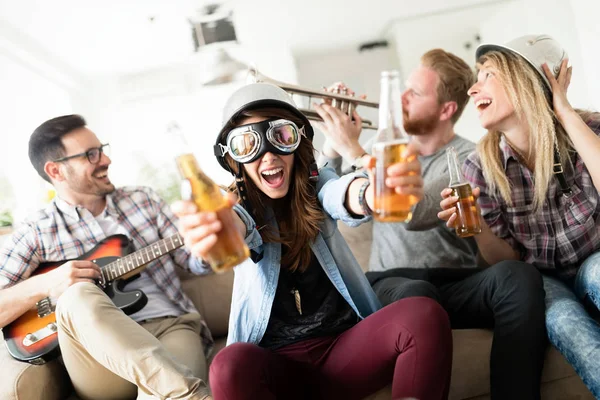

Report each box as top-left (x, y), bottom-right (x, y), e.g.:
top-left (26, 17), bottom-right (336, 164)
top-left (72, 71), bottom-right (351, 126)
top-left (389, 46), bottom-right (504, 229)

top-left (0, 53), bottom-right (73, 225)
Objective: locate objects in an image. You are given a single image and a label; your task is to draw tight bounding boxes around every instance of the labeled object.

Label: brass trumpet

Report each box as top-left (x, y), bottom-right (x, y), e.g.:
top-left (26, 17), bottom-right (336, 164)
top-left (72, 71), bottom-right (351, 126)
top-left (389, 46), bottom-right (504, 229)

top-left (247, 66), bottom-right (379, 130)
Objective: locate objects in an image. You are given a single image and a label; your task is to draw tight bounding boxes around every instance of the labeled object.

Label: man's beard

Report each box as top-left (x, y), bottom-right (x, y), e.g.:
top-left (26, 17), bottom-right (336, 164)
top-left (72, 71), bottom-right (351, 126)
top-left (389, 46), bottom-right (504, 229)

top-left (403, 110), bottom-right (440, 136)
top-left (65, 165), bottom-right (115, 196)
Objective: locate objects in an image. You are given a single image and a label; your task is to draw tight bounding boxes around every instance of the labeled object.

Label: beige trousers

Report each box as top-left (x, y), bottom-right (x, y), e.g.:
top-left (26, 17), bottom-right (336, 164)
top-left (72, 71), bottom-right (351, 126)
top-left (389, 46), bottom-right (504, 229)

top-left (55, 282), bottom-right (209, 400)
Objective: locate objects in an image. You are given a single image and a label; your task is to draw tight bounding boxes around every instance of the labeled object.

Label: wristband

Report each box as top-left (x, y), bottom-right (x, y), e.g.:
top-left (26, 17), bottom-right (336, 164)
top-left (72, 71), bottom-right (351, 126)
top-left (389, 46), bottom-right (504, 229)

top-left (351, 152), bottom-right (368, 171)
top-left (358, 180), bottom-right (372, 216)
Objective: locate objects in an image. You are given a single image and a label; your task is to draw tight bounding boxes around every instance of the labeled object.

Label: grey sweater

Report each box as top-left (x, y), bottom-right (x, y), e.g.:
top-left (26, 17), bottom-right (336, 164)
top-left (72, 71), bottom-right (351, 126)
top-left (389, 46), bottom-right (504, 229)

top-left (318, 135), bottom-right (478, 271)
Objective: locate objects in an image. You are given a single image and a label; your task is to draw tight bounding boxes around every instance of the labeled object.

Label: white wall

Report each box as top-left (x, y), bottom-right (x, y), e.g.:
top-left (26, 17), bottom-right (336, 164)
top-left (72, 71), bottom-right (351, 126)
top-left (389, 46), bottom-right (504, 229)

top-left (480, 0), bottom-right (594, 110)
top-left (0, 20), bottom-right (79, 223)
top-left (390, 2), bottom-right (510, 145)
top-left (570, 0), bottom-right (600, 110)
top-left (75, 46), bottom-right (298, 189)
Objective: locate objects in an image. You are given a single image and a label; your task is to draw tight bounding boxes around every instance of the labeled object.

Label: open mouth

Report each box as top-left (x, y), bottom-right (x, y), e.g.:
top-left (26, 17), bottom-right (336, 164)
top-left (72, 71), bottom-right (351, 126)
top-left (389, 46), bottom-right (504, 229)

top-left (261, 167), bottom-right (284, 188)
top-left (94, 170), bottom-right (109, 181)
top-left (475, 98), bottom-right (492, 113)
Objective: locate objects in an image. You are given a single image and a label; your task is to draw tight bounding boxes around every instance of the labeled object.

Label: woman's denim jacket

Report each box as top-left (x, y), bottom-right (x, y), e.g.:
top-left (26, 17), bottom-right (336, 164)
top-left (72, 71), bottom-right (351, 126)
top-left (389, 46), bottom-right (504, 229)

top-left (227, 167), bottom-right (382, 345)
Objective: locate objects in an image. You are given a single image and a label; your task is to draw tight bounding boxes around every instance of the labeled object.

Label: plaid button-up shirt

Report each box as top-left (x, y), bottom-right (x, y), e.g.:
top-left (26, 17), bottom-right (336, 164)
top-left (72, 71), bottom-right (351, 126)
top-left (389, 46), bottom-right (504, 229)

top-left (0, 186), bottom-right (213, 355)
top-left (463, 121), bottom-right (600, 279)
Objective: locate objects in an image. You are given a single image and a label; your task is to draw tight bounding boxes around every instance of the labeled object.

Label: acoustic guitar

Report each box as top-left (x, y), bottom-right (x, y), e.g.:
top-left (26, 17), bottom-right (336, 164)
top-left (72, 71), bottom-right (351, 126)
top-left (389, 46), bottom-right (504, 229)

top-left (2, 233), bottom-right (184, 364)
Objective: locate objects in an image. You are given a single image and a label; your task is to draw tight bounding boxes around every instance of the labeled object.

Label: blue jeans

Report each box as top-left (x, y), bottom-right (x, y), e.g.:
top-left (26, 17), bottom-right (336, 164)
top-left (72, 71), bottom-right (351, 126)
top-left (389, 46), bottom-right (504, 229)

top-left (543, 250), bottom-right (600, 397)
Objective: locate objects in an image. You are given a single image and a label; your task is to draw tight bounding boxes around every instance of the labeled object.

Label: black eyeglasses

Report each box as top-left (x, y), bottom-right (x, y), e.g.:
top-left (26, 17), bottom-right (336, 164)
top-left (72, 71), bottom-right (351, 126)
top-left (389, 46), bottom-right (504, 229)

top-left (53, 143), bottom-right (110, 164)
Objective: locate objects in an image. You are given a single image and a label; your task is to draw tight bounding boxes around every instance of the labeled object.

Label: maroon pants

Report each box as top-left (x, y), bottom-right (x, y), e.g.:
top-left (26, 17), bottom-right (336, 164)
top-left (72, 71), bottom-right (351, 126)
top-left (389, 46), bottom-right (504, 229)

top-left (210, 297), bottom-right (452, 400)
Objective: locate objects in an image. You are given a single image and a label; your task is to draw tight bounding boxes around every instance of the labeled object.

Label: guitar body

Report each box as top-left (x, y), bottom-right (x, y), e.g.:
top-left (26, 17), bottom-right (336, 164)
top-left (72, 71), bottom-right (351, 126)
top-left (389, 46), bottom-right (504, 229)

top-left (3, 234), bottom-right (148, 364)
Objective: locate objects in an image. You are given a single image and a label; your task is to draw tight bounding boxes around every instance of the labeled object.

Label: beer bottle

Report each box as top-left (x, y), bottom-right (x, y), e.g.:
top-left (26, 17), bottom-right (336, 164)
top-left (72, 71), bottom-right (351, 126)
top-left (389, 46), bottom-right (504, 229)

top-left (169, 123), bottom-right (250, 273)
top-left (372, 70), bottom-right (418, 223)
top-left (446, 146), bottom-right (481, 237)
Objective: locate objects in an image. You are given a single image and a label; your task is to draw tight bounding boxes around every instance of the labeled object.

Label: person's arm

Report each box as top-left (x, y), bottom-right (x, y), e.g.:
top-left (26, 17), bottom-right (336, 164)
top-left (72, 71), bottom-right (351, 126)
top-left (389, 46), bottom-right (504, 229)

top-left (317, 146), bottom-right (344, 175)
top-left (438, 153), bottom-right (520, 264)
top-left (407, 145), bottom-right (475, 231)
top-left (405, 174), bottom-right (451, 231)
top-left (438, 186), bottom-right (520, 265)
top-left (472, 217), bottom-right (520, 264)
top-left (0, 274), bottom-right (52, 329)
top-left (0, 229), bottom-right (100, 329)
top-left (313, 103), bottom-right (368, 161)
top-left (344, 142), bottom-right (424, 217)
top-left (558, 110), bottom-right (600, 190)
top-left (171, 193), bottom-right (261, 269)
top-left (542, 61), bottom-right (600, 192)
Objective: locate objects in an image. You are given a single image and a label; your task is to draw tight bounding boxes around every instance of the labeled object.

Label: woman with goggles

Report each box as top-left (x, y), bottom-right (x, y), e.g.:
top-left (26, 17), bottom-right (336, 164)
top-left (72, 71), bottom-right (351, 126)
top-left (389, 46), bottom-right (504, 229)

top-left (174, 83), bottom-right (452, 400)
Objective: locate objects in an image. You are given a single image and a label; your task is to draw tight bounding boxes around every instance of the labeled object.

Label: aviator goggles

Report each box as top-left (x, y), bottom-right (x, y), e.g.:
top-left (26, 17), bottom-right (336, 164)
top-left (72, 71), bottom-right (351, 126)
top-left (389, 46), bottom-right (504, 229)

top-left (214, 119), bottom-right (305, 164)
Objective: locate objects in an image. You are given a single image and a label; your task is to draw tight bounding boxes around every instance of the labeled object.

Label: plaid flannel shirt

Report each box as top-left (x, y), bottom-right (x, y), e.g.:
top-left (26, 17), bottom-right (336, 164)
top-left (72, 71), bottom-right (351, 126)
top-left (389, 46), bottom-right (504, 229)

top-left (0, 186), bottom-right (214, 355)
top-left (463, 121), bottom-right (600, 279)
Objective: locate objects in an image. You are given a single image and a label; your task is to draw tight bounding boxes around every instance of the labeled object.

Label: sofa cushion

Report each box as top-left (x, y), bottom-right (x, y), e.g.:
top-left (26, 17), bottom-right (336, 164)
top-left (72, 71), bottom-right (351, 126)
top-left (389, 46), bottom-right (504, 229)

top-left (449, 329), bottom-right (584, 399)
top-left (338, 220), bottom-right (373, 271)
top-left (0, 331), bottom-right (71, 400)
top-left (181, 271), bottom-right (234, 338)
top-left (361, 329), bottom-right (590, 400)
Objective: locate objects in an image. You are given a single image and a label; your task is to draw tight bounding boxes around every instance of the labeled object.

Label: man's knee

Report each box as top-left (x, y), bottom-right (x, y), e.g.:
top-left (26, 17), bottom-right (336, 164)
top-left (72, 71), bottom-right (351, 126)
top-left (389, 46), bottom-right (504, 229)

top-left (490, 260), bottom-right (544, 294)
top-left (486, 261), bottom-right (545, 325)
top-left (398, 280), bottom-right (440, 301)
top-left (374, 278), bottom-right (440, 305)
top-left (55, 282), bottom-right (107, 327)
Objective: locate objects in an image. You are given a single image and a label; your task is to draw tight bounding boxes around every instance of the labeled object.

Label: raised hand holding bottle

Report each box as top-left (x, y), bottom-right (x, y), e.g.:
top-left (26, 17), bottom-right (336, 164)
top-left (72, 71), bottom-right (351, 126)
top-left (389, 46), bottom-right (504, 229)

top-left (446, 146), bottom-right (481, 237)
top-left (372, 70), bottom-right (419, 223)
top-left (169, 123), bottom-right (250, 272)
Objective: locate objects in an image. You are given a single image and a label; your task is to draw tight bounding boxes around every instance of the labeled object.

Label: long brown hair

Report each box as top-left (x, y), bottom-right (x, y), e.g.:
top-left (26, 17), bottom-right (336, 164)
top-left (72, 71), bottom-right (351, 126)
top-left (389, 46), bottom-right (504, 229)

top-left (476, 50), bottom-right (577, 210)
top-left (221, 107), bottom-right (324, 272)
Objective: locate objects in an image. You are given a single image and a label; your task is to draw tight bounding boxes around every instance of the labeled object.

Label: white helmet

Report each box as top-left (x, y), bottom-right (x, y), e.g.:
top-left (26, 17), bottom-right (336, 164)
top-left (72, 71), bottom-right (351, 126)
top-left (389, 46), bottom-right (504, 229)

top-left (476, 34), bottom-right (568, 91)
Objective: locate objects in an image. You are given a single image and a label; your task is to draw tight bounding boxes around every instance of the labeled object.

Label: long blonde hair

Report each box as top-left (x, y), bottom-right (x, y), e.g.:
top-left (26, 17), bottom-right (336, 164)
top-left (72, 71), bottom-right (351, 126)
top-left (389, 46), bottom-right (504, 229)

top-left (476, 51), bottom-right (575, 210)
top-left (222, 108), bottom-right (324, 272)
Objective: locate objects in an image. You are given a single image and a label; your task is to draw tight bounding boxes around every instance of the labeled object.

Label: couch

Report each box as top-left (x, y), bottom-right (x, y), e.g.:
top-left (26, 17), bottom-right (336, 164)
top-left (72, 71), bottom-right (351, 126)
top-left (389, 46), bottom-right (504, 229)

top-left (0, 222), bottom-right (594, 400)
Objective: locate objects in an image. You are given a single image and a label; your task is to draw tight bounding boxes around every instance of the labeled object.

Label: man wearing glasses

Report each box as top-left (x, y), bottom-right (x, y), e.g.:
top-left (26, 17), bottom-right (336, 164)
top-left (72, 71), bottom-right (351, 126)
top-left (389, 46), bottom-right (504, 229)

top-left (0, 115), bottom-right (212, 400)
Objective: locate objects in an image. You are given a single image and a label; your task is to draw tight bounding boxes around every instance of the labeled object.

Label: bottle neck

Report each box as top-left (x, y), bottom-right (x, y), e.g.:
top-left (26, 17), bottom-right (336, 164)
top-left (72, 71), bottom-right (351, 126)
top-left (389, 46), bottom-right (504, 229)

top-left (377, 72), bottom-right (407, 141)
top-left (446, 147), bottom-right (464, 186)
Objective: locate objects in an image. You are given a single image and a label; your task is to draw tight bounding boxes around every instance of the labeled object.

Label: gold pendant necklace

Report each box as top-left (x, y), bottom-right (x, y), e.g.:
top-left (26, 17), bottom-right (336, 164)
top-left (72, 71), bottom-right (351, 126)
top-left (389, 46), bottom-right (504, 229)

top-left (290, 288), bottom-right (302, 315)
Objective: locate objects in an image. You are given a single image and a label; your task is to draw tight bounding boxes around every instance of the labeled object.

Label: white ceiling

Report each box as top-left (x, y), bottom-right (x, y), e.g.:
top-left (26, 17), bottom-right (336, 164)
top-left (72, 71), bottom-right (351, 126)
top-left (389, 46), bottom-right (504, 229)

top-left (0, 0), bottom-right (506, 76)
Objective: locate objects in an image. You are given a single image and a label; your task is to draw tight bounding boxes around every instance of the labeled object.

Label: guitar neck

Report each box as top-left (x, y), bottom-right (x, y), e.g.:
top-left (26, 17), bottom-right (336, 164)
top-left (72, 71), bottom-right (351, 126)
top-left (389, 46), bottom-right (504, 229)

top-left (100, 233), bottom-right (184, 283)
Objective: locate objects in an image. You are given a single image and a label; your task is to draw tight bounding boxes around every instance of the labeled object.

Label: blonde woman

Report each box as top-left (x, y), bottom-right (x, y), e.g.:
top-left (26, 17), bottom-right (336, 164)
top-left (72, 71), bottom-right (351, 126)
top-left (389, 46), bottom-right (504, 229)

top-left (438, 34), bottom-right (600, 396)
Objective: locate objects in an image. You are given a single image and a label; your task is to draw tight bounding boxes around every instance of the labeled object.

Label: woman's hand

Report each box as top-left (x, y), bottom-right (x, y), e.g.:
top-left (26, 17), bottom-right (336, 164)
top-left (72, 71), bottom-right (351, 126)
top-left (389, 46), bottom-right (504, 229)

top-left (437, 186), bottom-right (481, 228)
top-left (171, 193), bottom-right (237, 259)
top-left (542, 59), bottom-right (574, 121)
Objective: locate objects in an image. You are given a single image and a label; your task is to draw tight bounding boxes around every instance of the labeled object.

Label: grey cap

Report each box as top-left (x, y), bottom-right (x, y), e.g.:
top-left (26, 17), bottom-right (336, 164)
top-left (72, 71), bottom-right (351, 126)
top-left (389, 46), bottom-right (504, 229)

top-left (476, 34), bottom-right (568, 91)
top-left (219, 83), bottom-right (313, 139)
top-left (214, 82), bottom-right (314, 172)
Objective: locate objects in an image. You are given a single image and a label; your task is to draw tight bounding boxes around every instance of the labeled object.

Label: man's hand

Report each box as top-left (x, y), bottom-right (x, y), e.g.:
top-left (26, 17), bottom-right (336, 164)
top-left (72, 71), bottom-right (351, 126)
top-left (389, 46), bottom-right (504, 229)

top-left (314, 104), bottom-right (365, 161)
top-left (365, 141), bottom-right (424, 205)
top-left (38, 260), bottom-right (101, 299)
